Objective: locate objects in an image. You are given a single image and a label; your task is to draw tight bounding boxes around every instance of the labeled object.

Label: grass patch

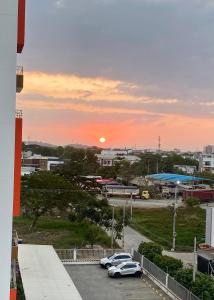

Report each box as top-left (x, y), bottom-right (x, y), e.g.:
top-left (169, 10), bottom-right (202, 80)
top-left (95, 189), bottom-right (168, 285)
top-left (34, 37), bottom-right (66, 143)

top-left (13, 216), bottom-right (111, 249)
top-left (131, 207), bottom-right (205, 251)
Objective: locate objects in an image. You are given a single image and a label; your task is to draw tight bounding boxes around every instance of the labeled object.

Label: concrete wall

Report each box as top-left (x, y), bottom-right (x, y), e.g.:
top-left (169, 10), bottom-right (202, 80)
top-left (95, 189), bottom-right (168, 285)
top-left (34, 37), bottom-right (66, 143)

top-left (0, 1), bottom-right (18, 299)
top-left (206, 207), bottom-right (214, 247)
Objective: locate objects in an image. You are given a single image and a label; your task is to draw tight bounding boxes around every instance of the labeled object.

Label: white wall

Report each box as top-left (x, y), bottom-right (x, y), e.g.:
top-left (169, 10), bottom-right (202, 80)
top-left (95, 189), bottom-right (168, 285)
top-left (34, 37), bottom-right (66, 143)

top-left (205, 208), bottom-right (214, 247)
top-left (0, 0), bottom-right (18, 298)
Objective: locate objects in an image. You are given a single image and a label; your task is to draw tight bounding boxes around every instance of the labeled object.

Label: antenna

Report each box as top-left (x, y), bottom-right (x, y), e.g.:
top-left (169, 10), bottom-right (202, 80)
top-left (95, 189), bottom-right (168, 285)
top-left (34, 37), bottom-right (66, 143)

top-left (158, 136), bottom-right (161, 152)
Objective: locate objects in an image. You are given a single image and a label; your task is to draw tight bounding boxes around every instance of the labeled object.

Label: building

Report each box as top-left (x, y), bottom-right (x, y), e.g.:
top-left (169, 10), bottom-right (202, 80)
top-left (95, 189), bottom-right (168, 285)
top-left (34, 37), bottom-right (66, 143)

top-left (97, 149), bottom-right (140, 166)
top-left (204, 145), bottom-right (214, 154)
top-left (22, 154), bottom-right (64, 171)
top-left (199, 153), bottom-right (214, 174)
top-left (0, 1), bottom-right (25, 299)
top-left (173, 164), bottom-right (197, 175)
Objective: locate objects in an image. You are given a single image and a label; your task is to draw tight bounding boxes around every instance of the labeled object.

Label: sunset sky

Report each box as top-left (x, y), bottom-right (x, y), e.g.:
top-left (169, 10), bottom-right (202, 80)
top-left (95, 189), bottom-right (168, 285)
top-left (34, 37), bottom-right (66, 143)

top-left (17, 0), bottom-right (214, 150)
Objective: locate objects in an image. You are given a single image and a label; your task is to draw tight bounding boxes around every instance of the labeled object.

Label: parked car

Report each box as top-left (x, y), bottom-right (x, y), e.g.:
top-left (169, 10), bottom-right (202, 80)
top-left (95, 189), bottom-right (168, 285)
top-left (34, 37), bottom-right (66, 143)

top-left (100, 252), bottom-right (132, 268)
top-left (108, 261), bottom-right (142, 278)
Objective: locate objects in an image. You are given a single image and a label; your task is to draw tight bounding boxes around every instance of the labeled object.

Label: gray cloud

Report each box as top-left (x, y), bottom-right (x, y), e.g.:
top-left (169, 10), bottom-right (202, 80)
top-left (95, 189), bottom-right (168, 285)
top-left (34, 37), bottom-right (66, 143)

top-left (19, 0), bottom-right (214, 118)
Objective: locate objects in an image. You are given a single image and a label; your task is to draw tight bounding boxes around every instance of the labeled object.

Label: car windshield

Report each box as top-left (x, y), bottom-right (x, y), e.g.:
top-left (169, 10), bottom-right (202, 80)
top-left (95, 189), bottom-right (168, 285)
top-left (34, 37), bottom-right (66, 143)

top-left (117, 263), bottom-right (126, 269)
top-left (107, 254), bottom-right (114, 259)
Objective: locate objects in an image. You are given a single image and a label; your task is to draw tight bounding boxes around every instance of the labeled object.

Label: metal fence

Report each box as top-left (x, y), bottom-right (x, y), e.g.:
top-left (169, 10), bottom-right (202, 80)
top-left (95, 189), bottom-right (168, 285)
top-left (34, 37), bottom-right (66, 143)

top-left (133, 250), bottom-right (201, 300)
top-left (56, 248), bottom-right (131, 262)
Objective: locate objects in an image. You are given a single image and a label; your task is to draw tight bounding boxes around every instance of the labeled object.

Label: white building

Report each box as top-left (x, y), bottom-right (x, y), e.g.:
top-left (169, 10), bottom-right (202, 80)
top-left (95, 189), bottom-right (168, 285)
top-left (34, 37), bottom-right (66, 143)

top-left (22, 154), bottom-right (64, 171)
top-left (97, 149), bottom-right (140, 166)
top-left (173, 164), bottom-right (197, 175)
top-left (199, 153), bottom-right (214, 174)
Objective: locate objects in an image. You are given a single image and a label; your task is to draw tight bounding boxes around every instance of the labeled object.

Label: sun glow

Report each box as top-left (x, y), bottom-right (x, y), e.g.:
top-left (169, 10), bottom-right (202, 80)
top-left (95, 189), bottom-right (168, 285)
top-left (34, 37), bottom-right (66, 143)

top-left (99, 137), bottom-right (106, 143)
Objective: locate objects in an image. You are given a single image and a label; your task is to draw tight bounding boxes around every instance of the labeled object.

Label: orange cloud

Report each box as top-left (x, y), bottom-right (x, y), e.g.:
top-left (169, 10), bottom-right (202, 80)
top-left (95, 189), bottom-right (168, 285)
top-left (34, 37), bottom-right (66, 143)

top-left (21, 71), bottom-right (179, 104)
top-left (17, 98), bottom-right (166, 117)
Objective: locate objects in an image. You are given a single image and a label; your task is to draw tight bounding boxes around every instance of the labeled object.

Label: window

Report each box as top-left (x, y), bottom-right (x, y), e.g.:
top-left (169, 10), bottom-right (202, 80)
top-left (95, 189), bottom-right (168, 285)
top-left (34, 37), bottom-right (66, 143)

top-left (120, 255), bottom-right (131, 259)
top-left (128, 264), bottom-right (137, 268)
top-left (114, 255), bottom-right (121, 260)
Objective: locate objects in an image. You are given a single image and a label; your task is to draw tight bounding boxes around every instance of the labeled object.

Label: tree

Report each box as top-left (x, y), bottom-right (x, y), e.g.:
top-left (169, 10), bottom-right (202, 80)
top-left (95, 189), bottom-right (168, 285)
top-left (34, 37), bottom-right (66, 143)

top-left (57, 147), bottom-right (99, 180)
top-left (21, 171), bottom-right (75, 230)
top-left (138, 242), bottom-right (163, 261)
top-left (84, 225), bottom-right (102, 248)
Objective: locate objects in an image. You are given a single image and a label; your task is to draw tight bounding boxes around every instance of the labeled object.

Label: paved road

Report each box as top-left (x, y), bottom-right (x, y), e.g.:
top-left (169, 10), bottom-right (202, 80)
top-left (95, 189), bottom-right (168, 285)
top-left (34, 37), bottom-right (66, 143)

top-left (112, 226), bottom-right (194, 267)
top-left (66, 265), bottom-right (169, 300)
top-left (108, 198), bottom-right (183, 209)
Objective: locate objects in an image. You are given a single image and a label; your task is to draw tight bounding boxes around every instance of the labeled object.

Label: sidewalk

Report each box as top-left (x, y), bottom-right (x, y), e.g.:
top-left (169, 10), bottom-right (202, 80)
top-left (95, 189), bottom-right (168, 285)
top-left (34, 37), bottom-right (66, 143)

top-left (114, 226), bottom-right (194, 267)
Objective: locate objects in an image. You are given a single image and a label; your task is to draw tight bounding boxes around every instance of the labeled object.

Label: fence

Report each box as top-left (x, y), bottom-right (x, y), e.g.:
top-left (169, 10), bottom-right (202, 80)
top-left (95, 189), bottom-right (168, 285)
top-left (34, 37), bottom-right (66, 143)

top-left (56, 248), bottom-right (131, 263)
top-left (133, 250), bottom-right (201, 300)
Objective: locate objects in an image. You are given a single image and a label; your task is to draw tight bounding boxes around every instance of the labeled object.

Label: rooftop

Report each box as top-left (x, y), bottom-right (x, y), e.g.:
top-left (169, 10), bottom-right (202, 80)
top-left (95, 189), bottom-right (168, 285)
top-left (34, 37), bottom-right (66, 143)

top-left (18, 244), bottom-right (82, 300)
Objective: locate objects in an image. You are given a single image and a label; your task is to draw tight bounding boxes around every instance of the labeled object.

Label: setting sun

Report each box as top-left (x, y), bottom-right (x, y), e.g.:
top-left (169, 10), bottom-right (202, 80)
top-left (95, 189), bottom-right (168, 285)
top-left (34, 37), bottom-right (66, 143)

top-left (99, 137), bottom-right (106, 143)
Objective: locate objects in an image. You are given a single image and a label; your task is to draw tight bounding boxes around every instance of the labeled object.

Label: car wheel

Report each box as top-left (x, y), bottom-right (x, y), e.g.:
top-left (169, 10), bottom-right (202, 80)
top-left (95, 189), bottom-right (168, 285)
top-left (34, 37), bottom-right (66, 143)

top-left (114, 272), bottom-right (121, 278)
top-left (105, 263), bottom-right (111, 269)
top-left (135, 271), bottom-right (142, 277)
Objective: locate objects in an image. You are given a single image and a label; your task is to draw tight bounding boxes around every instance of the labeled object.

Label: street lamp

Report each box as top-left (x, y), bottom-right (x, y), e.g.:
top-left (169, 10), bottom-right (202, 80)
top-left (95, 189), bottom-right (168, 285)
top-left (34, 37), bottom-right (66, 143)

top-left (171, 180), bottom-right (180, 251)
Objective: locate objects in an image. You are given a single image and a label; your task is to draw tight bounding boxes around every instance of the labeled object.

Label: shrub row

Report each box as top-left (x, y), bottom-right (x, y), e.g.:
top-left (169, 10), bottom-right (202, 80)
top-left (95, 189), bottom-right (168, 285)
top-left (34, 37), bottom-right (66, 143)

top-left (138, 242), bottom-right (214, 299)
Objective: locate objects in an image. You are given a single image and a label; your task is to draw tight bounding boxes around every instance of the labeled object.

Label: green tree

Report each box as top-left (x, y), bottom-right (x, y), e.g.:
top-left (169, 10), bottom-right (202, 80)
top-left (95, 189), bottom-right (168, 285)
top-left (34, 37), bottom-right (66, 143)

top-left (138, 242), bottom-right (163, 261)
top-left (84, 225), bottom-right (102, 248)
top-left (21, 171), bottom-right (75, 230)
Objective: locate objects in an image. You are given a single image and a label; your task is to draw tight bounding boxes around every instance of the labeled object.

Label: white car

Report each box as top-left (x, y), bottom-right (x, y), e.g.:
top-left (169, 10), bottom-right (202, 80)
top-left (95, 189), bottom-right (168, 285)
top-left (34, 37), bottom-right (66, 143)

top-left (100, 252), bottom-right (132, 268)
top-left (108, 261), bottom-right (143, 278)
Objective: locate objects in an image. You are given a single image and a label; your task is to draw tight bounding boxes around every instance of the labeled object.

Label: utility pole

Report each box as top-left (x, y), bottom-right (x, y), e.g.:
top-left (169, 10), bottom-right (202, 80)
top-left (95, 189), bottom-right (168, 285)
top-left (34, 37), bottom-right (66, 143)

top-left (193, 237), bottom-right (197, 282)
top-left (158, 136), bottom-right (161, 152)
top-left (130, 193), bottom-right (133, 221)
top-left (156, 160), bottom-right (159, 174)
top-left (122, 204), bottom-right (126, 250)
top-left (172, 183), bottom-right (179, 251)
top-left (111, 206), bottom-right (115, 249)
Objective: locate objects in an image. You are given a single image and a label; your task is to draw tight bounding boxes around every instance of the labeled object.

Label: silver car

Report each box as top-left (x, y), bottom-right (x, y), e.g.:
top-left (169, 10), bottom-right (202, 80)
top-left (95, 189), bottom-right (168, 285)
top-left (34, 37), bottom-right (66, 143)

top-left (108, 261), bottom-right (143, 278)
top-left (100, 252), bottom-right (132, 269)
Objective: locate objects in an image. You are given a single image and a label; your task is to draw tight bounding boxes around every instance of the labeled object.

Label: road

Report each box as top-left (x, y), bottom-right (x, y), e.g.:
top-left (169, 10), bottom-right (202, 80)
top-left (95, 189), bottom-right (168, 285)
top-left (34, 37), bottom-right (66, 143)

top-left (108, 198), bottom-right (183, 209)
top-left (66, 265), bottom-right (169, 300)
top-left (110, 226), bottom-right (194, 267)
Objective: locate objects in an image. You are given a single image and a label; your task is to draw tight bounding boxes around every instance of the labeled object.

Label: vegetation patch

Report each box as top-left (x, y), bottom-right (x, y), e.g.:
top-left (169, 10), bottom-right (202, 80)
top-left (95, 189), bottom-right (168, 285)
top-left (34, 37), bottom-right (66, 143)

top-left (13, 216), bottom-right (111, 249)
top-left (132, 207), bottom-right (205, 251)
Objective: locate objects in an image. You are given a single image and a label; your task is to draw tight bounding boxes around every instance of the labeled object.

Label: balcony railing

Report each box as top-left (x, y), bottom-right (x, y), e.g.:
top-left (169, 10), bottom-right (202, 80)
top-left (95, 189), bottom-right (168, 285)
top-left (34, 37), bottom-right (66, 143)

top-left (10, 261), bottom-right (17, 290)
top-left (16, 66), bottom-right (24, 93)
top-left (16, 109), bottom-right (23, 119)
top-left (12, 231), bottom-right (19, 261)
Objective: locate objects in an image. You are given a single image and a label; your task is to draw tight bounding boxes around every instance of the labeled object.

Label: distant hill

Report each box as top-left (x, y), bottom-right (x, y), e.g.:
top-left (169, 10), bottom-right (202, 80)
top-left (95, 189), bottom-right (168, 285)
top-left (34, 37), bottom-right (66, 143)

top-left (24, 141), bottom-right (58, 148)
top-left (24, 141), bottom-right (101, 150)
top-left (65, 143), bottom-right (89, 149)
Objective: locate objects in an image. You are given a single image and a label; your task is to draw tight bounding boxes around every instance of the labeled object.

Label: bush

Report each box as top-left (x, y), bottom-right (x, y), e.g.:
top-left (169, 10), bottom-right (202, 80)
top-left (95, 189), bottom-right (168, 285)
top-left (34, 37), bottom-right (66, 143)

top-left (138, 242), bottom-right (163, 261)
top-left (174, 268), bottom-right (193, 289)
top-left (175, 269), bottom-right (214, 299)
top-left (192, 273), bottom-right (214, 300)
top-left (153, 254), bottom-right (183, 276)
top-left (186, 197), bottom-right (200, 207)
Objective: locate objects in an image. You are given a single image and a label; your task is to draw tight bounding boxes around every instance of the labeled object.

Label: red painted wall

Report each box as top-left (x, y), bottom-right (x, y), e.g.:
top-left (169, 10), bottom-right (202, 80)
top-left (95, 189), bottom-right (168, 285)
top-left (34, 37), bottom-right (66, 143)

top-left (13, 118), bottom-right (22, 217)
top-left (10, 288), bottom-right (17, 300)
top-left (17, 0), bottom-right (25, 53)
